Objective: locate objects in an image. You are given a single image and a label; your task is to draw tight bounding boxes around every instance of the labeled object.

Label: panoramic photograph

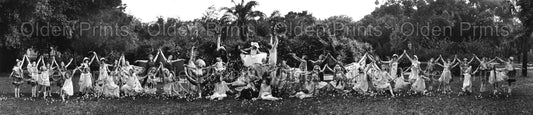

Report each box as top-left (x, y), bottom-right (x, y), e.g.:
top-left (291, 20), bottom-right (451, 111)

top-left (0, 0), bottom-right (532, 114)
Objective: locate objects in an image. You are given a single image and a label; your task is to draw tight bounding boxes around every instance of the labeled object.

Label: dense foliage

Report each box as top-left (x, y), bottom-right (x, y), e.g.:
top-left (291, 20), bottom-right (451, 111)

top-left (0, 0), bottom-right (530, 72)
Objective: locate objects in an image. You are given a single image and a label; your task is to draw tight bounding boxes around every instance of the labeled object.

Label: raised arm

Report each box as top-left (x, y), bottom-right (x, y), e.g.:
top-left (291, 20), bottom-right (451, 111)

top-left (65, 58), bottom-right (73, 67)
top-left (468, 56), bottom-right (476, 64)
top-left (403, 50), bottom-right (413, 62)
top-left (51, 57), bottom-right (59, 68)
top-left (289, 53), bottom-right (305, 62)
top-left (358, 53), bottom-right (368, 64)
top-left (474, 55), bottom-right (481, 63)
top-left (496, 57), bottom-right (506, 62)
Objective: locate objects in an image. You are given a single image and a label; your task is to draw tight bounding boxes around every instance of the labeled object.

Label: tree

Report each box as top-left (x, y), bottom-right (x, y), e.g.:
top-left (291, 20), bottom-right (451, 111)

top-left (517, 0), bottom-right (533, 77)
top-left (221, 0), bottom-right (265, 41)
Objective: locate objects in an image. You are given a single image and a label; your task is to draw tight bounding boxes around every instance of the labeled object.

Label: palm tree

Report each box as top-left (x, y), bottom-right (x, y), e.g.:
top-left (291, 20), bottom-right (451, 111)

top-left (221, 0), bottom-right (265, 41)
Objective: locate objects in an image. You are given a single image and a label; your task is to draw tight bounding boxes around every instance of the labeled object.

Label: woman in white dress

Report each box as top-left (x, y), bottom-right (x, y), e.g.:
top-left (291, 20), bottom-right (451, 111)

top-left (436, 55), bottom-right (459, 94)
top-left (461, 66), bottom-right (479, 95)
top-left (79, 56), bottom-right (95, 96)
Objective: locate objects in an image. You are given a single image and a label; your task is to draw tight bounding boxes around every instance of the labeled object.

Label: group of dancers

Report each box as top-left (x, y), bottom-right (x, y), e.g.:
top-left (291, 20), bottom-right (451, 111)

top-left (9, 35), bottom-right (517, 101)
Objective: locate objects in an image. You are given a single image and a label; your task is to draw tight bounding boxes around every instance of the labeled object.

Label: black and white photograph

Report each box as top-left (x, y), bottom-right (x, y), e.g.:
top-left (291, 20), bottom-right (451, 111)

top-left (0, 0), bottom-right (532, 114)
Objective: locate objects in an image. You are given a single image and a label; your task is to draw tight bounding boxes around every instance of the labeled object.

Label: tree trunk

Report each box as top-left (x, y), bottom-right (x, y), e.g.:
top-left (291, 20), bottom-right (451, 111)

top-left (522, 32), bottom-right (530, 77)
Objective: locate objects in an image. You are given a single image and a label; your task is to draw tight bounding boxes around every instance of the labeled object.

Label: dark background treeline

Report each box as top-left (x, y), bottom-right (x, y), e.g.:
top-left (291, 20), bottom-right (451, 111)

top-left (1, 0), bottom-right (532, 74)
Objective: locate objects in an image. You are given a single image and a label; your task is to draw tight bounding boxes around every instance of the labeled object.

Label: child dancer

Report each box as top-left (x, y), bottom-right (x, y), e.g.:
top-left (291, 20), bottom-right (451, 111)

top-left (27, 60), bottom-right (39, 97)
top-left (61, 68), bottom-right (76, 101)
top-left (10, 59), bottom-right (25, 98)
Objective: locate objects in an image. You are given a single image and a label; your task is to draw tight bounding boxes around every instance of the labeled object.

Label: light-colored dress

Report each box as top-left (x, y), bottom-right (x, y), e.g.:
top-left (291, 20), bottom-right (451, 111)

top-left (439, 63), bottom-right (452, 84)
top-left (207, 81), bottom-right (230, 100)
top-left (259, 83), bottom-right (281, 101)
top-left (40, 69), bottom-right (51, 86)
top-left (62, 76), bottom-right (74, 96)
top-left (390, 62), bottom-right (399, 80)
top-left (79, 64), bottom-right (93, 93)
top-left (373, 71), bottom-right (391, 89)
top-left (353, 73), bottom-right (369, 92)
top-left (411, 74), bottom-right (426, 93)
top-left (409, 61), bottom-right (421, 81)
top-left (462, 72), bottom-right (472, 92)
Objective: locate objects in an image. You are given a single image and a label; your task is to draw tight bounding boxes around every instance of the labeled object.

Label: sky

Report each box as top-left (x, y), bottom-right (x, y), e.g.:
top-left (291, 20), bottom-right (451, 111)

top-left (122, 0), bottom-right (378, 22)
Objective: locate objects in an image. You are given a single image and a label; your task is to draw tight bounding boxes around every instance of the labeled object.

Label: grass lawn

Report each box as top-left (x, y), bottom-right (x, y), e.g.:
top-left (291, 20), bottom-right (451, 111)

top-left (1, 71), bottom-right (533, 114)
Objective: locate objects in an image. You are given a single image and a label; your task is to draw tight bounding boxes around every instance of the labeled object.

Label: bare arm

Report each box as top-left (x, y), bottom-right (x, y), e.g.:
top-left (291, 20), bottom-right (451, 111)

top-left (65, 58), bottom-right (73, 67)
top-left (289, 53), bottom-right (305, 62)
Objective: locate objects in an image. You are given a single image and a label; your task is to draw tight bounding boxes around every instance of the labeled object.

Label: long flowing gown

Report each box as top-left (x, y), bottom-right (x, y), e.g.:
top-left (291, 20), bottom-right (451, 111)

top-left (462, 72), bottom-right (472, 92)
top-left (438, 63), bottom-right (452, 84)
top-left (353, 73), bottom-right (369, 92)
top-left (79, 64), bottom-right (93, 93)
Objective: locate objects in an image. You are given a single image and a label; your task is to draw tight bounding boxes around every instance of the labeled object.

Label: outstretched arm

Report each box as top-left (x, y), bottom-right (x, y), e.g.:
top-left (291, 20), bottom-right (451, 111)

top-left (52, 57), bottom-right (59, 68)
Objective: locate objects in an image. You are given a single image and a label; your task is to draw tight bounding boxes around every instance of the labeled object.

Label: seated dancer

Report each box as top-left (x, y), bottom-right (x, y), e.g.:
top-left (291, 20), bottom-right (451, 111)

top-left (231, 70), bottom-right (257, 99)
top-left (161, 65), bottom-right (176, 96)
top-left (330, 64), bottom-right (348, 92)
top-left (206, 75), bottom-right (231, 100)
top-left (293, 65), bottom-right (322, 99)
top-left (121, 62), bottom-right (143, 96)
top-left (436, 55), bottom-right (459, 94)
top-left (370, 64), bottom-right (395, 97)
top-left (10, 58), bottom-right (26, 98)
top-left (258, 78), bottom-right (282, 101)
top-left (144, 66), bottom-right (161, 95)
top-left (96, 55), bottom-right (120, 98)
top-left (276, 60), bottom-right (291, 94)
top-left (353, 67), bottom-right (370, 94)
